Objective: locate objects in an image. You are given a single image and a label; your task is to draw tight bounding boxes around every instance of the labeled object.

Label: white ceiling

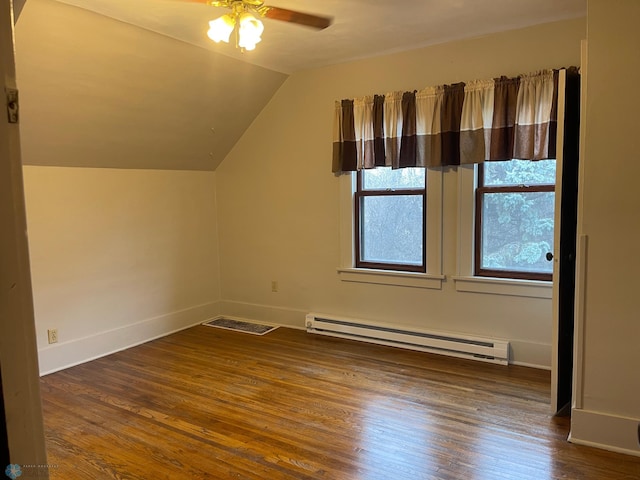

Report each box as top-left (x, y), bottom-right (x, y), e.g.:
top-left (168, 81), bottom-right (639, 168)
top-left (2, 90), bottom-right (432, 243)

top-left (54, 0), bottom-right (586, 74)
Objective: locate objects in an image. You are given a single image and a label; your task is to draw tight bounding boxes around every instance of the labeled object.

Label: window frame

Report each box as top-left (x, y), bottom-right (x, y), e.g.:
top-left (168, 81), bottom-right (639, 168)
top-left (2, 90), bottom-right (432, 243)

top-left (474, 162), bottom-right (555, 282)
top-left (337, 169), bottom-right (443, 291)
top-left (354, 170), bottom-right (426, 273)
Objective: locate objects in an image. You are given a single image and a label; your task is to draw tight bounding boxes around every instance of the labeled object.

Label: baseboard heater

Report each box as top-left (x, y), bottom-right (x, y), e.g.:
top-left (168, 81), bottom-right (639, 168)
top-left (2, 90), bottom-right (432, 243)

top-left (305, 313), bottom-right (509, 365)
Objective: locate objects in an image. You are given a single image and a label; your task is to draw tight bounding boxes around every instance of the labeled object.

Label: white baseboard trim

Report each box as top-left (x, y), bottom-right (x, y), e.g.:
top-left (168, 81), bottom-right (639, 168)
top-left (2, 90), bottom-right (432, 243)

top-left (38, 301), bottom-right (221, 376)
top-left (570, 408), bottom-right (640, 457)
top-left (510, 360), bottom-right (551, 370)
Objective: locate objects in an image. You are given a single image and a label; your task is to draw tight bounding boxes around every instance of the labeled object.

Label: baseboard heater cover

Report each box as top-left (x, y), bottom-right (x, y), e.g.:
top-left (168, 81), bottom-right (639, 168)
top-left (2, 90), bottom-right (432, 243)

top-left (305, 313), bottom-right (509, 365)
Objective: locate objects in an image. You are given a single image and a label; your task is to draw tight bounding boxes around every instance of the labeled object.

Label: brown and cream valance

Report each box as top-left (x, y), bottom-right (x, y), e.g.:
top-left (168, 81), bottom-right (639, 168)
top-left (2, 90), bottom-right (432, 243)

top-left (332, 69), bottom-right (570, 173)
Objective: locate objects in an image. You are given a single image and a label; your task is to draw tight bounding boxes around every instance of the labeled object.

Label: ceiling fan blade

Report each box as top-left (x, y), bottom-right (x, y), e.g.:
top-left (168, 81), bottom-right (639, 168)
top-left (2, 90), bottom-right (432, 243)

top-left (178, 0), bottom-right (225, 5)
top-left (179, 0), bottom-right (232, 6)
top-left (263, 6), bottom-right (332, 30)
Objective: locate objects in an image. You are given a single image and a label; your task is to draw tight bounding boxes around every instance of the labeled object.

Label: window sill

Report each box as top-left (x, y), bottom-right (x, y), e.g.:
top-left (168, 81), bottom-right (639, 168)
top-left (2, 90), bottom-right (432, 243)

top-left (452, 275), bottom-right (552, 299)
top-left (337, 268), bottom-right (444, 290)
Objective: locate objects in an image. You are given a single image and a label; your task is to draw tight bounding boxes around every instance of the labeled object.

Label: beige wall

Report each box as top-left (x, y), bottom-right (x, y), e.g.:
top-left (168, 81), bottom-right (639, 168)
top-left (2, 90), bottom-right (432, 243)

top-left (216, 19), bottom-right (586, 367)
top-left (569, 0), bottom-right (640, 456)
top-left (24, 167), bottom-right (221, 373)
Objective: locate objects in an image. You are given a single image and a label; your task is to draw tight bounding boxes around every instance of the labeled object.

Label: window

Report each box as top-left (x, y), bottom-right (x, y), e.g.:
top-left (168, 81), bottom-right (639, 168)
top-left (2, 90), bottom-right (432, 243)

top-left (355, 168), bottom-right (426, 273)
top-left (475, 160), bottom-right (556, 281)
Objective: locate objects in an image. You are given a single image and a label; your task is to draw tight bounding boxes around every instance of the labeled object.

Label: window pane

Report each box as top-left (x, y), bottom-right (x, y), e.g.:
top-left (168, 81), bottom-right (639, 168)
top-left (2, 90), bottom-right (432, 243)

top-left (483, 159), bottom-right (556, 187)
top-left (362, 167), bottom-right (425, 190)
top-left (480, 191), bottom-right (554, 274)
top-left (361, 195), bottom-right (423, 266)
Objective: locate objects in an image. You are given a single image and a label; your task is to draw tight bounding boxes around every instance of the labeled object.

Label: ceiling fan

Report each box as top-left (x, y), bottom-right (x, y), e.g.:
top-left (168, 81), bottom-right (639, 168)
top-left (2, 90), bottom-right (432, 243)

top-left (192, 0), bottom-right (333, 51)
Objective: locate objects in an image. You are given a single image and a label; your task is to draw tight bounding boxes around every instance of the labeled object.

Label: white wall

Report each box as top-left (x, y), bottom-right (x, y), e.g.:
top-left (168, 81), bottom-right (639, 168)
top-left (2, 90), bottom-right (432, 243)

top-left (216, 19), bottom-right (586, 368)
top-left (24, 167), bottom-right (221, 374)
top-left (569, 0), bottom-right (640, 456)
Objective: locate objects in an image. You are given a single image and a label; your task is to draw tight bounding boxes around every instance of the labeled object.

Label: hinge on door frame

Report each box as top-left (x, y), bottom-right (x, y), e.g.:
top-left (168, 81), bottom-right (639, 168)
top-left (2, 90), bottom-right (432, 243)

top-left (6, 88), bottom-right (18, 124)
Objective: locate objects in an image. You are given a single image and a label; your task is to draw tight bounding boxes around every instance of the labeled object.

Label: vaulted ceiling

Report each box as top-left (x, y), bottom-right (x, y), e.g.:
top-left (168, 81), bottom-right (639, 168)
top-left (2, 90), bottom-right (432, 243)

top-left (14, 0), bottom-right (586, 170)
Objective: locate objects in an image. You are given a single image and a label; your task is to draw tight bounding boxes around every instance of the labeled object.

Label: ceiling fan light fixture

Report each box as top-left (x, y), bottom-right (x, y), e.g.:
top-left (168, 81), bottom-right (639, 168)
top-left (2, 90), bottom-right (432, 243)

top-left (207, 14), bottom-right (235, 43)
top-left (237, 12), bottom-right (264, 51)
top-left (203, 0), bottom-right (332, 52)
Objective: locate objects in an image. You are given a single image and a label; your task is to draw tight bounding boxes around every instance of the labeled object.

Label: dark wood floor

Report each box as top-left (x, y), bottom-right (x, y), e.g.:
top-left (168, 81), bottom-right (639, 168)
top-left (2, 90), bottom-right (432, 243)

top-left (40, 326), bottom-right (640, 479)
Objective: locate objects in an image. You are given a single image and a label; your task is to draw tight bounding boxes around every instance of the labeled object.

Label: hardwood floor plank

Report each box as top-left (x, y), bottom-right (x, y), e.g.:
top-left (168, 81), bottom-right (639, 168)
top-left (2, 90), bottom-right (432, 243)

top-left (41, 326), bottom-right (640, 479)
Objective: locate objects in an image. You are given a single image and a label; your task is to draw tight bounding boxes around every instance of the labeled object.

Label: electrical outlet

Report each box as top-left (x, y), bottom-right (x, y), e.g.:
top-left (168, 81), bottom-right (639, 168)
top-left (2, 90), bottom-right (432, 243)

top-left (271, 280), bottom-right (278, 292)
top-left (47, 328), bottom-right (58, 344)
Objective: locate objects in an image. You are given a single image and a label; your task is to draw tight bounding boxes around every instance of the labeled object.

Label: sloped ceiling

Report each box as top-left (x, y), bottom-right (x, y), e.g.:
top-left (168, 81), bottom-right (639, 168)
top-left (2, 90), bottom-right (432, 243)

top-left (13, 0), bottom-right (27, 19)
top-left (14, 0), bottom-right (586, 171)
top-left (15, 0), bottom-right (287, 171)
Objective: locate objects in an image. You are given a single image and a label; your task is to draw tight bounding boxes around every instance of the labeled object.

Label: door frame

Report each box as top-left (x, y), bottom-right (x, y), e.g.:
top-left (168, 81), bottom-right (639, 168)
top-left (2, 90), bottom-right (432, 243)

top-left (0, 0), bottom-right (49, 469)
top-left (551, 66), bottom-right (582, 415)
